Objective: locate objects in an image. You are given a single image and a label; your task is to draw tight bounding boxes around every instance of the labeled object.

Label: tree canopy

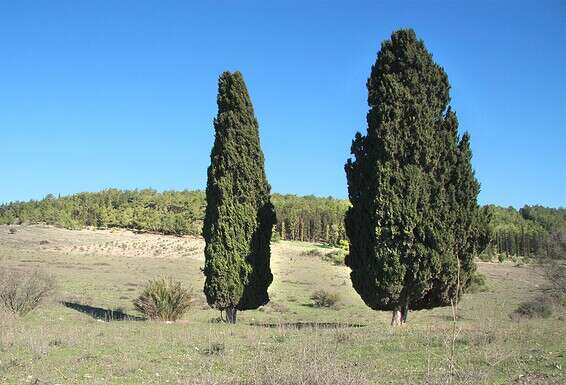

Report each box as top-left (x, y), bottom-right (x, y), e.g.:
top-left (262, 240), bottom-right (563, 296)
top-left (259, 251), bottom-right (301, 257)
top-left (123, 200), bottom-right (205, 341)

top-left (344, 29), bottom-right (488, 325)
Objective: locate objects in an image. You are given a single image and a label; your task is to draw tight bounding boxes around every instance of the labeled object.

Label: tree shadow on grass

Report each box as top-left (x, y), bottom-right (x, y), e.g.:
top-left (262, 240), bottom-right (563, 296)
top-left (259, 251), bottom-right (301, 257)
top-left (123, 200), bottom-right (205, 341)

top-left (61, 301), bottom-right (146, 321)
top-left (250, 321), bottom-right (366, 330)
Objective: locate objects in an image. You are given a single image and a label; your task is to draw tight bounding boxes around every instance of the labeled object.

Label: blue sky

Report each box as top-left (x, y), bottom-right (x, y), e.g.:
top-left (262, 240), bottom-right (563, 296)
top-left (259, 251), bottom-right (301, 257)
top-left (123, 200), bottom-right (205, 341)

top-left (1, 1), bottom-right (565, 207)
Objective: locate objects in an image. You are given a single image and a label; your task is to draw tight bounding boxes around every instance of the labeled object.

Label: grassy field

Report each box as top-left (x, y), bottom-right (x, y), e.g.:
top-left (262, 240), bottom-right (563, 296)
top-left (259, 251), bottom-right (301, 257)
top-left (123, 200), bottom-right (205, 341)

top-left (0, 225), bottom-right (564, 385)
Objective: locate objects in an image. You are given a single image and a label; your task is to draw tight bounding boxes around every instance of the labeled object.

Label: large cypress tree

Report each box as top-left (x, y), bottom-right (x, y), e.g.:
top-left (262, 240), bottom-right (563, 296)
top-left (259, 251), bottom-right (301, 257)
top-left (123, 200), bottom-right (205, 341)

top-left (203, 71), bottom-right (276, 324)
top-left (345, 29), bottom-right (486, 326)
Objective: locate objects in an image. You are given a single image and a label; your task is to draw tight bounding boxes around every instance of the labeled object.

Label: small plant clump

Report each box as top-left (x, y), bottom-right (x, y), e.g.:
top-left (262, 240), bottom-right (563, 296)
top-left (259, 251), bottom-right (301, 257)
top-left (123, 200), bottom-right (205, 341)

top-left (0, 268), bottom-right (55, 316)
top-left (310, 290), bottom-right (340, 308)
top-left (202, 342), bottom-right (225, 355)
top-left (301, 248), bottom-right (323, 257)
top-left (8, 228), bottom-right (17, 234)
top-left (133, 277), bottom-right (193, 321)
top-left (322, 250), bottom-right (346, 265)
top-left (512, 299), bottom-right (553, 319)
top-left (465, 272), bottom-right (488, 293)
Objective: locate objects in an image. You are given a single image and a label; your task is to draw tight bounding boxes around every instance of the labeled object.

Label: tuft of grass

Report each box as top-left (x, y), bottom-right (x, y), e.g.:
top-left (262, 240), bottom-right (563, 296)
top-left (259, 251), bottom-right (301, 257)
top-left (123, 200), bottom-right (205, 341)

top-left (133, 276), bottom-right (193, 321)
top-left (0, 268), bottom-right (55, 316)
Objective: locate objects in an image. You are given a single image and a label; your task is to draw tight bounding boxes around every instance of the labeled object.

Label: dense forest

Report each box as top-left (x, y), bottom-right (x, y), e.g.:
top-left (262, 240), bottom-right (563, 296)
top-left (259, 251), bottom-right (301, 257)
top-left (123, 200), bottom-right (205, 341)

top-left (0, 189), bottom-right (563, 258)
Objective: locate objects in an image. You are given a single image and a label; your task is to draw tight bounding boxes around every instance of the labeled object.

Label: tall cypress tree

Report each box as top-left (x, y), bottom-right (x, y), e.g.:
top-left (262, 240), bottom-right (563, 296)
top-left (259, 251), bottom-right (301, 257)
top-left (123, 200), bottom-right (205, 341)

top-left (345, 29), bottom-right (485, 325)
top-left (203, 71), bottom-right (276, 324)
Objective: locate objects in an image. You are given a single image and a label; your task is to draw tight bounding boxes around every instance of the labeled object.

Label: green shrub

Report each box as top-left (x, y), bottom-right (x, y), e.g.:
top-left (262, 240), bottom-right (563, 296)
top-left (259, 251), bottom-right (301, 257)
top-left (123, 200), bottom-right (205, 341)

top-left (0, 268), bottom-right (55, 316)
top-left (513, 299), bottom-right (552, 319)
top-left (133, 277), bottom-right (193, 321)
top-left (301, 248), bottom-right (323, 257)
top-left (202, 342), bottom-right (225, 355)
top-left (338, 239), bottom-right (349, 252)
top-left (466, 272), bottom-right (488, 293)
top-left (478, 245), bottom-right (496, 262)
top-left (322, 250), bottom-right (346, 265)
top-left (310, 290), bottom-right (340, 308)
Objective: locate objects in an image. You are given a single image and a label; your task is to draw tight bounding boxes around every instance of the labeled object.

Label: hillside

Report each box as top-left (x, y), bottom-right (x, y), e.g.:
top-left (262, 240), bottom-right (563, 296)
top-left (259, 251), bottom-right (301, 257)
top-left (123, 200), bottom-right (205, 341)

top-left (0, 225), bottom-right (564, 384)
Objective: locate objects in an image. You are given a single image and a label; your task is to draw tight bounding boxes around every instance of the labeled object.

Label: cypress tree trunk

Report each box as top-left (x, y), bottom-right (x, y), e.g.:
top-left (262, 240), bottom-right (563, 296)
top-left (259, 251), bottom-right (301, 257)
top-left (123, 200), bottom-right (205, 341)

top-left (225, 307), bottom-right (237, 324)
top-left (391, 307), bottom-right (402, 327)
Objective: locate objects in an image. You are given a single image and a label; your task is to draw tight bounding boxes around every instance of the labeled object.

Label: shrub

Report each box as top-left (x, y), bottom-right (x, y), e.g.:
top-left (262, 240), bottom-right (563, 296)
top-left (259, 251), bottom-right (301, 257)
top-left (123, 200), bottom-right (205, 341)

top-left (478, 245), bottom-right (496, 262)
top-left (301, 248), bottom-right (323, 257)
top-left (513, 299), bottom-right (552, 319)
top-left (133, 277), bottom-right (193, 321)
top-left (466, 272), bottom-right (488, 293)
top-left (0, 268), bottom-right (55, 316)
top-left (322, 250), bottom-right (346, 265)
top-left (338, 239), bottom-right (349, 252)
top-left (310, 290), bottom-right (340, 308)
top-left (8, 228), bottom-right (16, 234)
top-left (202, 342), bottom-right (225, 355)
top-left (541, 259), bottom-right (566, 295)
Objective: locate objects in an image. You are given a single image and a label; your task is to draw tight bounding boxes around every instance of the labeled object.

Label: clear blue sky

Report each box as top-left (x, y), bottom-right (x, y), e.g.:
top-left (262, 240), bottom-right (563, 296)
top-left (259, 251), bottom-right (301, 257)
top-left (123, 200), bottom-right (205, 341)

top-left (1, 1), bottom-right (565, 208)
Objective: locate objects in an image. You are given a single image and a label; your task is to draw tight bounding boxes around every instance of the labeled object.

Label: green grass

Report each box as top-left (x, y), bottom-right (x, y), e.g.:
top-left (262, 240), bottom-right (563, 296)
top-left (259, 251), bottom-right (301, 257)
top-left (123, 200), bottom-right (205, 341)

top-left (0, 225), bottom-right (565, 384)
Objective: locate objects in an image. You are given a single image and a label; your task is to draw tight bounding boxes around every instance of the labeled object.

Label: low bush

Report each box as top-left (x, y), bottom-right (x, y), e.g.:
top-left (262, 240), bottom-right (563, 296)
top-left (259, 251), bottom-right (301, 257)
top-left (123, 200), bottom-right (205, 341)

top-left (310, 290), bottom-right (340, 308)
top-left (133, 277), bottom-right (193, 321)
top-left (0, 268), bottom-right (55, 316)
top-left (466, 272), bottom-right (488, 293)
top-left (322, 250), bottom-right (346, 265)
top-left (8, 228), bottom-right (16, 234)
top-left (301, 248), bottom-right (323, 257)
top-left (202, 342), bottom-right (225, 355)
top-left (513, 299), bottom-right (553, 319)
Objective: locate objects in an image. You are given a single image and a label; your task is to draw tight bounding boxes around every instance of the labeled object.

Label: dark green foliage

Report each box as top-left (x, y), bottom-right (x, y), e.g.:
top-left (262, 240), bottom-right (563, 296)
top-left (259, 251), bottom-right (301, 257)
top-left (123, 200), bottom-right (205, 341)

top-left (133, 277), bottom-right (193, 321)
top-left (202, 71), bottom-right (276, 319)
top-left (344, 29), bottom-right (487, 318)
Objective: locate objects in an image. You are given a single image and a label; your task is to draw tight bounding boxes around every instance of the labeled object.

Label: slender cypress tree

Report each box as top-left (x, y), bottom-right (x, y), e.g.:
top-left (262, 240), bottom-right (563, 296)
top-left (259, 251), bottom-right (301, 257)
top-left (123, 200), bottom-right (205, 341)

top-left (345, 29), bottom-right (485, 325)
top-left (203, 71), bottom-right (276, 324)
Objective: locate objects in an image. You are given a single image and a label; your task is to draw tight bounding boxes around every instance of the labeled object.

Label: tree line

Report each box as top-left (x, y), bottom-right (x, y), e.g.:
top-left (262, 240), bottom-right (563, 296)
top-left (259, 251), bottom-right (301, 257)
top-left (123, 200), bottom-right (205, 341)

top-left (0, 190), bottom-right (564, 257)
top-left (484, 204), bottom-right (566, 259)
top-left (0, 189), bottom-right (348, 243)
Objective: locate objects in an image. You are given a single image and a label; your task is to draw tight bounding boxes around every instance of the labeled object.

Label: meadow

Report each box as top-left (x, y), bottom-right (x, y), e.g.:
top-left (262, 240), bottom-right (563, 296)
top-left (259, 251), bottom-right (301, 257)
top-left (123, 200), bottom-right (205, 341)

top-left (0, 225), bottom-right (564, 385)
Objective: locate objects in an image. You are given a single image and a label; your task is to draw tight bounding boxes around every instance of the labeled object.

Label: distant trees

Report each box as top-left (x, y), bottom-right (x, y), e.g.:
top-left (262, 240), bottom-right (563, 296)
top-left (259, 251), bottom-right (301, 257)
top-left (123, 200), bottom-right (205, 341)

top-left (273, 195), bottom-right (348, 243)
top-left (0, 188), bottom-right (563, 260)
top-left (0, 189), bottom-right (205, 236)
top-left (0, 191), bottom-right (349, 243)
top-left (345, 29), bottom-right (487, 325)
top-left (202, 71), bottom-right (276, 323)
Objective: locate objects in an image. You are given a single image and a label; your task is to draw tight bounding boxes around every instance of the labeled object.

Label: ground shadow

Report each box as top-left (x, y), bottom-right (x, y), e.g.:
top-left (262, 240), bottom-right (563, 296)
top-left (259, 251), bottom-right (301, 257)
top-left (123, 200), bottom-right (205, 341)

top-left (61, 301), bottom-right (145, 321)
top-left (249, 321), bottom-right (366, 329)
